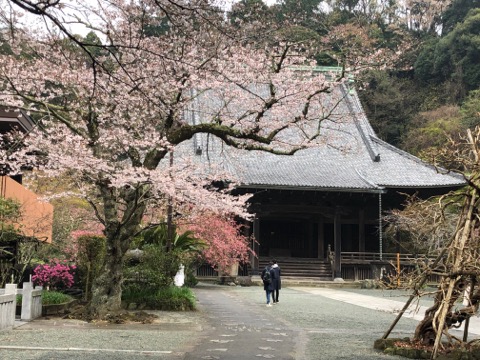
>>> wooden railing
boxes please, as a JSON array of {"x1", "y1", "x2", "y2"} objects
[
  {"x1": 196, "y1": 265, "x2": 218, "y2": 277},
  {"x1": 331, "y1": 252, "x2": 439, "y2": 281},
  {"x1": 341, "y1": 265, "x2": 373, "y2": 281},
  {"x1": 339, "y1": 252, "x2": 433, "y2": 263}
]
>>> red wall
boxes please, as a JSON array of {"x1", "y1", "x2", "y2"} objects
[{"x1": 0, "y1": 176, "x2": 53, "y2": 243}]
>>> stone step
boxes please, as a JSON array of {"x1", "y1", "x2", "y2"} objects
[
  {"x1": 250, "y1": 276, "x2": 361, "y2": 288},
  {"x1": 282, "y1": 270, "x2": 331, "y2": 276},
  {"x1": 276, "y1": 265, "x2": 332, "y2": 270},
  {"x1": 258, "y1": 258, "x2": 333, "y2": 279}
]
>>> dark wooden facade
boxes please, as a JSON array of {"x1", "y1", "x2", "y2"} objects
[{"x1": 246, "y1": 187, "x2": 459, "y2": 280}]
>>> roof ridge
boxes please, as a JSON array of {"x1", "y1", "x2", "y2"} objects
[
  {"x1": 340, "y1": 85, "x2": 380, "y2": 162},
  {"x1": 354, "y1": 168, "x2": 383, "y2": 190},
  {"x1": 370, "y1": 136, "x2": 465, "y2": 181}
]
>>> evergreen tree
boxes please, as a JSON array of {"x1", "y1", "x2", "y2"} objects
[{"x1": 442, "y1": 0, "x2": 480, "y2": 35}]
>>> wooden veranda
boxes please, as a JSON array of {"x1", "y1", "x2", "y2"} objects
[{"x1": 196, "y1": 251, "x2": 438, "y2": 283}]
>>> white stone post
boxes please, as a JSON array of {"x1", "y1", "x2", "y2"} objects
[
  {"x1": 5, "y1": 283, "x2": 17, "y2": 328},
  {"x1": 21, "y1": 282, "x2": 33, "y2": 321},
  {"x1": 4, "y1": 283, "x2": 17, "y2": 295}
]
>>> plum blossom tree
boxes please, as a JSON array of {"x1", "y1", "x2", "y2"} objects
[
  {"x1": 0, "y1": 0, "x2": 402, "y2": 318},
  {"x1": 180, "y1": 213, "x2": 252, "y2": 274}
]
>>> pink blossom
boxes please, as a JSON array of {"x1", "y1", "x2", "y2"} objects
[
  {"x1": 32, "y1": 261, "x2": 76, "y2": 289},
  {"x1": 180, "y1": 213, "x2": 255, "y2": 274}
]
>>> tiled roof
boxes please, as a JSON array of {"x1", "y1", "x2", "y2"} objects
[
  {"x1": 0, "y1": 107, "x2": 34, "y2": 133},
  {"x1": 181, "y1": 83, "x2": 465, "y2": 192}
]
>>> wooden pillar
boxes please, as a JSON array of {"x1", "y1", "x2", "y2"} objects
[
  {"x1": 252, "y1": 216, "x2": 260, "y2": 273},
  {"x1": 379, "y1": 193, "x2": 383, "y2": 260},
  {"x1": 317, "y1": 216, "x2": 325, "y2": 259},
  {"x1": 334, "y1": 207, "x2": 343, "y2": 281},
  {"x1": 359, "y1": 209, "x2": 365, "y2": 253},
  {"x1": 307, "y1": 219, "x2": 314, "y2": 257}
]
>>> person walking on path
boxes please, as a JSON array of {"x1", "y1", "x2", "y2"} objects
[
  {"x1": 261, "y1": 261, "x2": 275, "y2": 306},
  {"x1": 272, "y1": 259, "x2": 281, "y2": 304}
]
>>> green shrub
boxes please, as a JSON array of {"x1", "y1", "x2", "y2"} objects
[
  {"x1": 124, "y1": 246, "x2": 181, "y2": 288},
  {"x1": 122, "y1": 285, "x2": 196, "y2": 311},
  {"x1": 16, "y1": 290, "x2": 73, "y2": 305},
  {"x1": 76, "y1": 234, "x2": 106, "y2": 301},
  {"x1": 184, "y1": 266, "x2": 199, "y2": 287},
  {"x1": 42, "y1": 290, "x2": 74, "y2": 305}
]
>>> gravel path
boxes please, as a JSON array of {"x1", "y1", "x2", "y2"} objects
[
  {"x1": 0, "y1": 310, "x2": 205, "y2": 360},
  {"x1": 0, "y1": 283, "x2": 452, "y2": 359},
  {"x1": 219, "y1": 286, "x2": 417, "y2": 360}
]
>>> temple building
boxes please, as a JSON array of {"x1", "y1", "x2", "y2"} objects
[{"x1": 179, "y1": 71, "x2": 465, "y2": 281}]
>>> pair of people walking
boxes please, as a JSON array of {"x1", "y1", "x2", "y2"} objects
[{"x1": 261, "y1": 259, "x2": 281, "y2": 307}]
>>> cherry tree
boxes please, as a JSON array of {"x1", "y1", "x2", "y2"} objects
[{"x1": 0, "y1": 0, "x2": 400, "y2": 318}]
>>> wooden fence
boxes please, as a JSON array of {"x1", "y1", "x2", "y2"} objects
[
  {"x1": 340, "y1": 252, "x2": 431, "y2": 263},
  {"x1": 334, "y1": 252, "x2": 441, "y2": 281},
  {"x1": 196, "y1": 263, "x2": 250, "y2": 278}
]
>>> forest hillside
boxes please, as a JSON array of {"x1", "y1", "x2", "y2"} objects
[{"x1": 229, "y1": 0, "x2": 480, "y2": 163}]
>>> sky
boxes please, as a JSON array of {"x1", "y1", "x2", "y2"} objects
[{"x1": 2, "y1": 0, "x2": 282, "y2": 37}]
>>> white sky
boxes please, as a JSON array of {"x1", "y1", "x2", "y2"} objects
[{"x1": 2, "y1": 0, "x2": 282, "y2": 37}]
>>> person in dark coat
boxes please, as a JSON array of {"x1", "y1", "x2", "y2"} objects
[
  {"x1": 261, "y1": 261, "x2": 275, "y2": 307},
  {"x1": 271, "y1": 259, "x2": 281, "y2": 304}
]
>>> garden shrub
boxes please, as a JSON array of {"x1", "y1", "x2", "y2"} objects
[
  {"x1": 132, "y1": 224, "x2": 203, "y2": 288},
  {"x1": 32, "y1": 260, "x2": 76, "y2": 290},
  {"x1": 184, "y1": 265, "x2": 199, "y2": 287},
  {"x1": 150, "y1": 286, "x2": 196, "y2": 310},
  {"x1": 122, "y1": 285, "x2": 196, "y2": 311},
  {"x1": 16, "y1": 290, "x2": 74, "y2": 305},
  {"x1": 75, "y1": 234, "x2": 106, "y2": 301},
  {"x1": 42, "y1": 290, "x2": 74, "y2": 305},
  {"x1": 124, "y1": 245, "x2": 181, "y2": 288}
]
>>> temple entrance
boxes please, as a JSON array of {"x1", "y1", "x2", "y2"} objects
[
  {"x1": 259, "y1": 219, "x2": 318, "y2": 258},
  {"x1": 259, "y1": 219, "x2": 380, "y2": 260}
]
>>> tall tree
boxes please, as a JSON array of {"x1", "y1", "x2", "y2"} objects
[
  {"x1": 441, "y1": 0, "x2": 480, "y2": 35},
  {"x1": 359, "y1": 70, "x2": 421, "y2": 147},
  {"x1": 461, "y1": 90, "x2": 480, "y2": 130},
  {"x1": 274, "y1": 0, "x2": 326, "y2": 29},
  {"x1": 0, "y1": 0, "x2": 401, "y2": 318},
  {"x1": 415, "y1": 9, "x2": 480, "y2": 100},
  {"x1": 229, "y1": 0, "x2": 272, "y2": 25}
]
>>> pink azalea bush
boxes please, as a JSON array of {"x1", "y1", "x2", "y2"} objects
[
  {"x1": 32, "y1": 260, "x2": 76, "y2": 289},
  {"x1": 182, "y1": 213, "x2": 255, "y2": 274}
]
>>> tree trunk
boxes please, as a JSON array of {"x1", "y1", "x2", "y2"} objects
[
  {"x1": 87, "y1": 231, "x2": 129, "y2": 318},
  {"x1": 86, "y1": 183, "x2": 148, "y2": 319}
]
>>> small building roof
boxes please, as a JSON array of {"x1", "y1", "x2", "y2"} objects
[{"x1": 0, "y1": 107, "x2": 34, "y2": 134}]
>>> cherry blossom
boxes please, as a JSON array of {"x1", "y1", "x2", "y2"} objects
[{"x1": 0, "y1": 0, "x2": 402, "y2": 317}]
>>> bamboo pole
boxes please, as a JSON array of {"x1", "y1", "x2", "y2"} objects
[
  {"x1": 382, "y1": 246, "x2": 449, "y2": 339},
  {"x1": 431, "y1": 189, "x2": 477, "y2": 359},
  {"x1": 397, "y1": 253, "x2": 400, "y2": 287}
]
